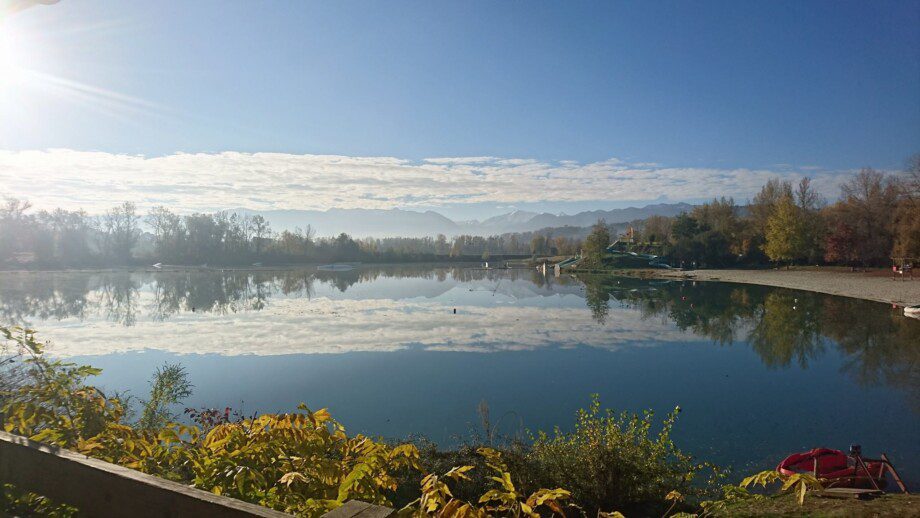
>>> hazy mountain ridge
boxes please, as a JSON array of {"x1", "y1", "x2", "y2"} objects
[
  {"x1": 233, "y1": 203, "x2": 694, "y2": 238},
  {"x1": 490, "y1": 203, "x2": 694, "y2": 233},
  {"x1": 233, "y1": 208, "x2": 460, "y2": 238}
]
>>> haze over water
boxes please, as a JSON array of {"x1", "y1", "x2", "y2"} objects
[{"x1": 2, "y1": 266, "x2": 917, "y2": 487}]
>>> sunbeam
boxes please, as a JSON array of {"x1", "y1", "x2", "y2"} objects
[
  {"x1": 24, "y1": 69, "x2": 170, "y2": 120},
  {"x1": 1, "y1": 1, "x2": 169, "y2": 124}
]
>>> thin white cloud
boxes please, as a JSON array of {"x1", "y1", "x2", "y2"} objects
[{"x1": 0, "y1": 149, "x2": 850, "y2": 213}]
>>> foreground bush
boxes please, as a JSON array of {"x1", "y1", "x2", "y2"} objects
[
  {"x1": 524, "y1": 397, "x2": 715, "y2": 516},
  {"x1": 1, "y1": 343, "x2": 417, "y2": 514},
  {"x1": 2, "y1": 325, "x2": 714, "y2": 516},
  {"x1": 1, "y1": 484, "x2": 78, "y2": 518}
]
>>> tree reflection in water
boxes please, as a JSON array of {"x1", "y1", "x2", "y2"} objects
[
  {"x1": 0, "y1": 266, "x2": 543, "y2": 326},
  {"x1": 584, "y1": 275, "x2": 919, "y2": 411},
  {"x1": 0, "y1": 268, "x2": 916, "y2": 410}
]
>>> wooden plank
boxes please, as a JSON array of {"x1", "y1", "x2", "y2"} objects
[
  {"x1": 0, "y1": 430, "x2": 291, "y2": 517},
  {"x1": 881, "y1": 453, "x2": 910, "y2": 494},
  {"x1": 321, "y1": 500, "x2": 396, "y2": 518},
  {"x1": 816, "y1": 488, "x2": 884, "y2": 500}
]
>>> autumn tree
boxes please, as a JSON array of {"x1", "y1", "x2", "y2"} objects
[
  {"x1": 554, "y1": 236, "x2": 576, "y2": 256},
  {"x1": 891, "y1": 155, "x2": 920, "y2": 262},
  {"x1": 764, "y1": 194, "x2": 807, "y2": 266},
  {"x1": 692, "y1": 197, "x2": 739, "y2": 236},
  {"x1": 750, "y1": 179, "x2": 793, "y2": 236},
  {"x1": 794, "y1": 178, "x2": 826, "y2": 264},
  {"x1": 824, "y1": 218, "x2": 858, "y2": 265},
  {"x1": 904, "y1": 154, "x2": 920, "y2": 201},
  {"x1": 890, "y1": 209, "x2": 920, "y2": 263},
  {"x1": 643, "y1": 215, "x2": 672, "y2": 244},
  {"x1": 834, "y1": 168, "x2": 900, "y2": 265}
]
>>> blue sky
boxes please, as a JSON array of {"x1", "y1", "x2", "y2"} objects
[{"x1": 0, "y1": 0, "x2": 918, "y2": 218}]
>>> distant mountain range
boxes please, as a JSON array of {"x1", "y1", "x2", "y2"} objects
[{"x1": 233, "y1": 202, "x2": 693, "y2": 238}]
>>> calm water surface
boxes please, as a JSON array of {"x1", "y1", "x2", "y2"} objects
[{"x1": 2, "y1": 266, "x2": 918, "y2": 486}]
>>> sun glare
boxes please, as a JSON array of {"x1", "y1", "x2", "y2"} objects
[
  {"x1": 0, "y1": 22, "x2": 28, "y2": 91},
  {"x1": 0, "y1": 15, "x2": 168, "y2": 122}
]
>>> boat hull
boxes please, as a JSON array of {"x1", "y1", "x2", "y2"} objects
[{"x1": 777, "y1": 448, "x2": 887, "y2": 489}]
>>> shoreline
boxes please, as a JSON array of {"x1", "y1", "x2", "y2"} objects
[
  {"x1": 0, "y1": 260, "x2": 496, "y2": 276},
  {"x1": 4, "y1": 263, "x2": 920, "y2": 307},
  {"x1": 648, "y1": 267, "x2": 920, "y2": 306}
]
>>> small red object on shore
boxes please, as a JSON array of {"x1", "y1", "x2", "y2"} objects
[{"x1": 777, "y1": 447, "x2": 909, "y2": 493}]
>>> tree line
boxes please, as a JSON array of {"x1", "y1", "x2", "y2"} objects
[
  {"x1": 0, "y1": 202, "x2": 565, "y2": 268},
  {"x1": 2, "y1": 156, "x2": 916, "y2": 269},
  {"x1": 615, "y1": 159, "x2": 919, "y2": 268}
]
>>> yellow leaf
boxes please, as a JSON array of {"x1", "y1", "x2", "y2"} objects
[
  {"x1": 521, "y1": 502, "x2": 540, "y2": 517},
  {"x1": 446, "y1": 465, "x2": 475, "y2": 481},
  {"x1": 313, "y1": 407, "x2": 331, "y2": 419},
  {"x1": 279, "y1": 472, "x2": 308, "y2": 486}
]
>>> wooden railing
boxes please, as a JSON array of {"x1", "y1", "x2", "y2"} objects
[{"x1": 0, "y1": 430, "x2": 395, "y2": 517}]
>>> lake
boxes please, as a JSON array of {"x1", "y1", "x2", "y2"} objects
[{"x1": 1, "y1": 266, "x2": 918, "y2": 487}]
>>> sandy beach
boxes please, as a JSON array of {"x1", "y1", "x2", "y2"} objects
[{"x1": 656, "y1": 268, "x2": 920, "y2": 306}]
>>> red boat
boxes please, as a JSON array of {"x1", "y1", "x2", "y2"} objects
[{"x1": 777, "y1": 448, "x2": 890, "y2": 489}]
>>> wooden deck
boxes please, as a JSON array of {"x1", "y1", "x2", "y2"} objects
[{"x1": 0, "y1": 430, "x2": 394, "y2": 517}]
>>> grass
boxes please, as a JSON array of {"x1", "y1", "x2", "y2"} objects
[{"x1": 721, "y1": 492, "x2": 919, "y2": 517}]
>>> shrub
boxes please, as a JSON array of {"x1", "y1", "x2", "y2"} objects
[
  {"x1": 523, "y1": 395, "x2": 717, "y2": 516},
  {"x1": 0, "y1": 327, "x2": 421, "y2": 517},
  {"x1": 2, "y1": 326, "x2": 718, "y2": 517}
]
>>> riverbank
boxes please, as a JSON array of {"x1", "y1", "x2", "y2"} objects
[
  {"x1": 722, "y1": 492, "x2": 919, "y2": 517},
  {"x1": 650, "y1": 267, "x2": 920, "y2": 306}
]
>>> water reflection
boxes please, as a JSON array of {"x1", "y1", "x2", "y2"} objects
[
  {"x1": 0, "y1": 266, "x2": 576, "y2": 327},
  {"x1": 1, "y1": 268, "x2": 917, "y2": 409},
  {"x1": 587, "y1": 276, "x2": 920, "y2": 410}
]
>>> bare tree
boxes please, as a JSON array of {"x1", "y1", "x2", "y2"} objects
[
  {"x1": 836, "y1": 169, "x2": 900, "y2": 265},
  {"x1": 248, "y1": 215, "x2": 271, "y2": 256},
  {"x1": 102, "y1": 202, "x2": 140, "y2": 265}
]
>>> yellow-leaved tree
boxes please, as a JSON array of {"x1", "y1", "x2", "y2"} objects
[{"x1": 763, "y1": 195, "x2": 807, "y2": 266}]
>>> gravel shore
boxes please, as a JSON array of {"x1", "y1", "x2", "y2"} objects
[{"x1": 657, "y1": 268, "x2": 920, "y2": 306}]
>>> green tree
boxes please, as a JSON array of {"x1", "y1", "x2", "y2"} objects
[
  {"x1": 138, "y1": 363, "x2": 193, "y2": 431},
  {"x1": 670, "y1": 214, "x2": 701, "y2": 241},
  {"x1": 584, "y1": 220, "x2": 610, "y2": 266}
]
